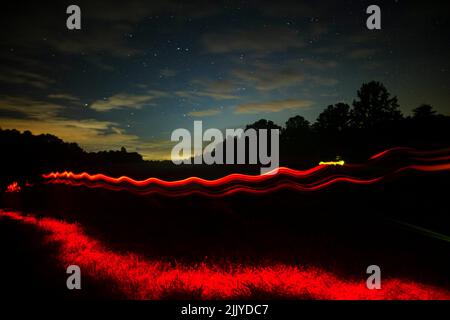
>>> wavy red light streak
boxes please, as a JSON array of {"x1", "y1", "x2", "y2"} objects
[
  {"x1": 1, "y1": 209, "x2": 449, "y2": 300},
  {"x1": 41, "y1": 148, "x2": 450, "y2": 197},
  {"x1": 43, "y1": 165, "x2": 328, "y2": 188},
  {"x1": 45, "y1": 176, "x2": 385, "y2": 197},
  {"x1": 42, "y1": 147, "x2": 450, "y2": 192}
]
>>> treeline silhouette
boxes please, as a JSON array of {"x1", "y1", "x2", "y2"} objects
[
  {"x1": 277, "y1": 81, "x2": 450, "y2": 165},
  {"x1": 1, "y1": 81, "x2": 449, "y2": 190},
  {"x1": 212, "y1": 81, "x2": 450, "y2": 166}
]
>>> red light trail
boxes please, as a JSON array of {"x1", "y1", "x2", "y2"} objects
[
  {"x1": 41, "y1": 147, "x2": 450, "y2": 197},
  {"x1": 45, "y1": 176, "x2": 385, "y2": 197},
  {"x1": 43, "y1": 165, "x2": 328, "y2": 188},
  {"x1": 369, "y1": 146, "x2": 450, "y2": 160},
  {"x1": 1, "y1": 209, "x2": 449, "y2": 300}
]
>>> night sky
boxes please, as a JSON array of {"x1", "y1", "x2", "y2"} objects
[{"x1": 1, "y1": 1, "x2": 449, "y2": 159}]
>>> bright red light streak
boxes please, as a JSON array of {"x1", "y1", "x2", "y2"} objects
[
  {"x1": 45, "y1": 176, "x2": 384, "y2": 197},
  {"x1": 369, "y1": 146, "x2": 450, "y2": 160},
  {"x1": 43, "y1": 165, "x2": 328, "y2": 188},
  {"x1": 42, "y1": 147, "x2": 450, "y2": 196},
  {"x1": 42, "y1": 162, "x2": 450, "y2": 197}
]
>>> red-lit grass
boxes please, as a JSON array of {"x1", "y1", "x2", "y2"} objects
[{"x1": 1, "y1": 210, "x2": 449, "y2": 300}]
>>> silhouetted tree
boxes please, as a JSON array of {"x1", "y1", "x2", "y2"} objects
[
  {"x1": 285, "y1": 115, "x2": 310, "y2": 131},
  {"x1": 413, "y1": 104, "x2": 436, "y2": 119},
  {"x1": 314, "y1": 103, "x2": 350, "y2": 133},
  {"x1": 282, "y1": 115, "x2": 310, "y2": 140},
  {"x1": 351, "y1": 81, "x2": 402, "y2": 129},
  {"x1": 245, "y1": 119, "x2": 281, "y2": 131}
]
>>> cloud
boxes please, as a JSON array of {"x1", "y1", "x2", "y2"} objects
[
  {"x1": 0, "y1": 96, "x2": 62, "y2": 119},
  {"x1": 231, "y1": 57, "x2": 338, "y2": 92},
  {"x1": 84, "y1": 56, "x2": 116, "y2": 71},
  {"x1": 48, "y1": 24, "x2": 141, "y2": 57},
  {"x1": 348, "y1": 48, "x2": 377, "y2": 60},
  {"x1": 187, "y1": 108, "x2": 222, "y2": 117},
  {"x1": 0, "y1": 96, "x2": 126, "y2": 152},
  {"x1": 232, "y1": 66, "x2": 305, "y2": 91},
  {"x1": 0, "y1": 68, "x2": 55, "y2": 89},
  {"x1": 48, "y1": 93, "x2": 80, "y2": 102},
  {"x1": 235, "y1": 99, "x2": 313, "y2": 114},
  {"x1": 90, "y1": 91, "x2": 166, "y2": 112},
  {"x1": 298, "y1": 58, "x2": 338, "y2": 70},
  {"x1": 202, "y1": 27, "x2": 304, "y2": 54},
  {"x1": 309, "y1": 76, "x2": 339, "y2": 86},
  {"x1": 176, "y1": 79, "x2": 239, "y2": 100},
  {"x1": 0, "y1": 117, "x2": 120, "y2": 142},
  {"x1": 194, "y1": 91, "x2": 237, "y2": 100},
  {"x1": 2, "y1": 1, "x2": 225, "y2": 61},
  {"x1": 3, "y1": 5, "x2": 141, "y2": 58},
  {"x1": 192, "y1": 79, "x2": 237, "y2": 92},
  {"x1": 176, "y1": 91, "x2": 238, "y2": 100},
  {"x1": 160, "y1": 68, "x2": 177, "y2": 77}
]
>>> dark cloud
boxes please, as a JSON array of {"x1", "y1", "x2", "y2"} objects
[
  {"x1": 202, "y1": 26, "x2": 304, "y2": 54},
  {"x1": 235, "y1": 99, "x2": 313, "y2": 114}
]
